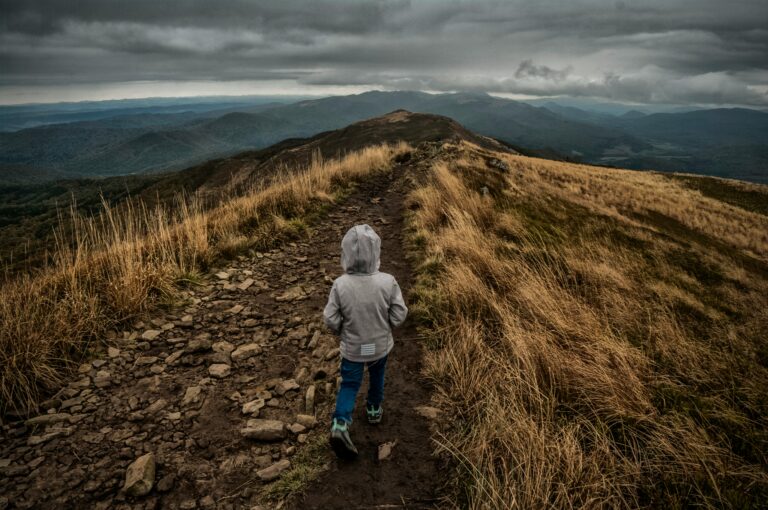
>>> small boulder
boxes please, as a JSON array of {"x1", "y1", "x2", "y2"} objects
[
  {"x1": 242, "y1": 398, "x2": 265, "y2": 416},
  {"x1": 208, "y1": 364, "x2": 231, "y2": 379},
  {"x1": 287, "y1": 423, "x2": 306, "y2": 434},
  {"x1": 256, "y1": 459, "x2": 290, "y2": 481},
  {"x1": 141, "y1": 330, "x2": 162, "y2": 341},
  {"x1": 186, "y1": 333, "x2": 212, "y2": 353},
  {"x1": 275, "y1": 379, "x2": 299, "y2": 396},
  {"x1": 182, "y1": 386, "x2": 202, "y2": 406},
  {"x1": 231, "y1": 343, "x2": 262, "y2": 362},
  {"x1": 240, "y1": 419, "x2": 286, "y2": 441},
  {"x1": 212, "y1": 341, "x2": 235, "y2": 354},
  {"x1": 124, "y1": 452, "x2": 155, "y2": 497},
  {"x1": 295, "y1": 414, "x2": 317, "y2": 429},
  {"x1": 378, "y1": 440, "x2": 397, "y2": 461},
  {"x1": 305, "y1": 385, "x2": 316, "y2": 414}
]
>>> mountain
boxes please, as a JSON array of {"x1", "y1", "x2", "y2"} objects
[
  {"x1": 0, "y1": 110, "x2": 497, "y2": 269},
  {"x1": 2, "y1": 91, "x2": 767, "y2": 185},
  {"x1": 0, "y1": 96, "x2": 301, "y2": 132},
  {"x1": 0, "y1": 91, "x2": 642, "y2": 182}
]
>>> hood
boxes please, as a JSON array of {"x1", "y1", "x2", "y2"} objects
[{"x1": 341, "y1": 224, "x2": 381, "y2": 274}]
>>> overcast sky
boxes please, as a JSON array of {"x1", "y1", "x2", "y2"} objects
[{"x1": 1, "y1": 0, "x2": 767, "y2": 106}]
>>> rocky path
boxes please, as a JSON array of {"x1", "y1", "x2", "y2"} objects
[{"x1": 0, "y1": 163, "x2": 441, "y2": 509}]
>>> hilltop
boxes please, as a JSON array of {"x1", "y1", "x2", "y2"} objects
[{"x1": 1, "y1": 111, "x2": 767, "y2": 508}]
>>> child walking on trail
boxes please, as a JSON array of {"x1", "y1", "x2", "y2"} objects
[{"x1": 323, "y1": 224, "x2": 408, "y2": 459}]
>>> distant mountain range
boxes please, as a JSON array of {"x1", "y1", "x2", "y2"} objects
[{"x1": 1, "y1": 91, "x2": 767, "y2": 184}]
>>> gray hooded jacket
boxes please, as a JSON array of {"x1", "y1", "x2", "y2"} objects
[{"x1": 323, "y1": 224, "x2": 408, "y2": 362}]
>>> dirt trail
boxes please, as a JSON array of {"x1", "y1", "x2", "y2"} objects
[
  {"x1": 290, "y1": 170, "x2": 441, "y2": 510},
  {"x1": 0, "y1": 162, "x2": 441, "y2": 509}
]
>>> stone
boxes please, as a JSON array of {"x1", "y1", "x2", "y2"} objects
[
  {"x1": 25, "y1": 413, "x2": 71, "y2": 427},
  {"x1": 166, "y1": 411, "x2": 182, "y2": 421},
  {"x1": 231, "y1": 343, "x2": 261, "y2": 362},
  {"x1": 295, "y1": 414, "x2": 317, "y2": 429},
  {"x1": 275, "y1": 285, "x2": 307, "y2": 302},
  {"x1": 294, "y1": 367, "x2": 308, "y2": 383},
  {"x1": 414, "y1": 406, "x2": 440, "y2": 420},
  {"x1": 377, "y1": 440, "x2": 397, "y2": 461},
  {"x1": 275, "y1": 379, "x2": 299, "y2": 396},
  {"x1": 305, "y1": 385, "x2": 316, "y2": 414},
  {"x1": 227, "y1": 304, "x2": 244, "y2": 315},
  {"x1": 186, "y1": 333, "x2": 212, "y2": 353},
  {"x1": 182, "y1": 386, "x2": 203, "y2": 407},
  {"x1": 93, "y1": 370, "x2": 112, "y2": 388},
  {"x1": 27, "y1": 456, "x2": 45, "y2": 469},
  {"x1": 215, "y1": 271, "x2": 230, "y2": 280},
  {"x1": 124, "y1": 453, "x2": 155, "y2": 497},
  {"x1": 200, "y1": 495, "x2": 216, "y2": 508},
  {"x1": 136, "y1": 356, "x2": 158, "y2": 366},
  {"x1": 324, "y1": 348, "x2": 340, "y2": 360},
  {"x1": 78, "y1": 362, "x2": 92, "y2": 374},
  {"x1": 141, "y1": 330, "x2": 162, "y2": 341},
  {"x1": 210, "y1": 350, "x2": 231, "y2": 365},
  {"x1": 212, "y1": 341, "x2": 235, "y2": 354},
  {"x1": 166, "y1": 350, "x2": 184, "y2": 365},
  {"x1": 145, "y1": 398, "x2": 168, "y2": 415},
  {"x1": 287, "y1": 423, "x2": 306, "y2": 434},
  {"x1": 307, "y1": 329, "x2": 321, "y2": 349},
  {"x1": 256, "y1": 459, "x2": 290, "y2": 481},
  {"x1": 240, "y1": 419, "x2": 286, "y2": 441},
  {"x1": 237, "y1": 278, "x2": 254, "y2": 291},
  {"x1": 242, "y1": 399, "x2": 265, "y2": 416},
  {"x1": 92, "y1": 359, "x2": 107, "y2": 368},
  {"x1": 208, "y1": 364, "x2": 231, "y2": 378}
]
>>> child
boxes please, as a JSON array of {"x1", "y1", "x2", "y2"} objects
[{"x1": 323, "y1": 224, "x2": 408, "y2": 459}]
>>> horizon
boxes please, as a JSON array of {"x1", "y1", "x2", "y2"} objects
[
  {"x1": 2, "y1": 89, "x2": 767, "y2": 113},
  {"x1": 1, "y1": 0, "x2": 766, "y2": 108}
]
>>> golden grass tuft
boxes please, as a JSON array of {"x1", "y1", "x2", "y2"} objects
[
  {"x1": 0, "y1": 143, "x2": 408, "y2": 414},
  {"x1": 407, "y1": 142, "x2": 768, "y2": 508}
]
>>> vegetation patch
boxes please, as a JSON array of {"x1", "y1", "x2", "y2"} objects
[
  {"x1": 0, "y1": 143, "x2": 409, "y2": 414},
  {"x1": 406, "y1": 141, "x2": 768, "y2": 508}
]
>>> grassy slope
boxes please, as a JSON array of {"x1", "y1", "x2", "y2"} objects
[
  {"x1": 406, "y1": 142, "x2": 768, "y2": 508},
  {"x1": 0, "y1": 144, "x2": 407, "y2": 414}
]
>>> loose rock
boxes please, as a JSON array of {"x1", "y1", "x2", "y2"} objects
[
  {"x1": 231, "y1": 343, "x2": 262, "y2": 362},
  {"x1": 242, "y1": 399, "x2": 265, "y2": 416},
  {"x1": 256, "y1": 459, "x2": 290, "y2": 481},
  {"x1": 378, "y1": 440, "x2": 398, "y2": 461},
  {"x1": 124, "y1": 452, "x2": 155, "y2": 497},
  {"x1": 208, "y1": 364, "x2": 231, "y2": 378},
  {"x1": 240, "y1": 419, "x2": 286, "y2": 441},
  {"x1": 141, "y1": 330, "x2": 162, "y2": 341}
]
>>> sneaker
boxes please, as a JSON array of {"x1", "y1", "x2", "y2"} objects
[
  {"x1": 366, "y1": 404, "x2": 383, "y2": 424},
  {"x1": 329, "y1": 418, "x2": 358, "y2": 459}
]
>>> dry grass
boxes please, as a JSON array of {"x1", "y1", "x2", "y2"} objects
[
  {"x1": 0, "y1": 143, "x2": 408, "y2": 414},
  {"x1": 407, "y1": 142, "x2": 768, "y2": 508}
]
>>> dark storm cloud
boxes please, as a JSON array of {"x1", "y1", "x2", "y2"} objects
[{"x1": 1, "y1": 0, "x2": 767, "y2": 105}]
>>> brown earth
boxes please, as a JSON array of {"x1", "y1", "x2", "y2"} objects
[{"x1": 0, "y1": 153, "x2": 444, "y2": 509}]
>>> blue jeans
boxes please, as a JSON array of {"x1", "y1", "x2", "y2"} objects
[{"x1": 333, "y1": 355, "x2": 388, "y2": 424}]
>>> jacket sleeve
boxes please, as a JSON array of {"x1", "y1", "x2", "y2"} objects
[
  {"x1": 388, "y1": 278, "x2": 408, "y2": 328},
  {"x1": 323, "y1": 281, "x2": 343, "y2": 334}
]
